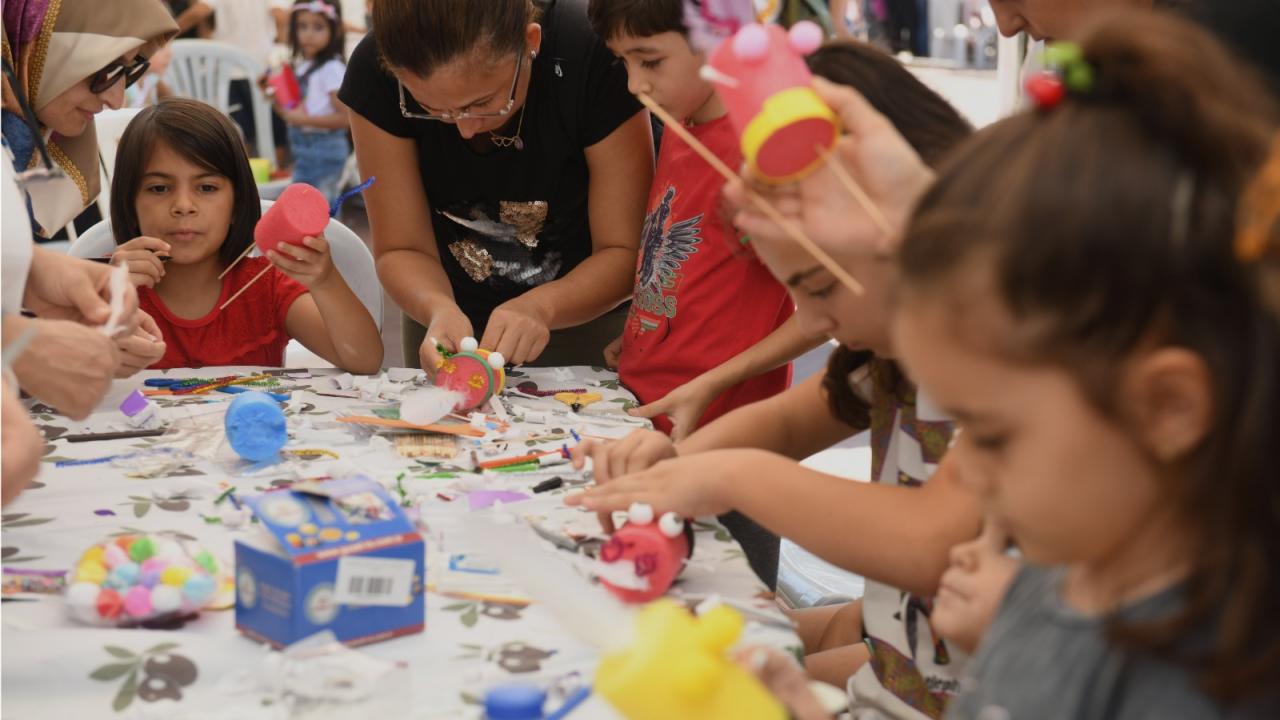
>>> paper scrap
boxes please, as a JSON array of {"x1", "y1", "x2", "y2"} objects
[{"x1": 467, "y1": 490, "x2": 531, "y2": 511}]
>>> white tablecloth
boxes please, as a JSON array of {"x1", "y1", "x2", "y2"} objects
[{"x1": 2, "y1": 366, "x2": 798, "y2": 719}]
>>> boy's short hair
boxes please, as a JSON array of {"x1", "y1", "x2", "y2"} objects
[
  {"x1": 587, "y1": 0, "x2": 686, "y2": 42},
  {"x1": 110, "y1": 98, "x2": 261, "y2": 269}
]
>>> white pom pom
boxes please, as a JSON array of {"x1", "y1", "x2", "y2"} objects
[
  {"x1": 151, "y1": 584, "x2": 183, "y2": 614},
  {"x1": 459, "y1": 337, "x2": 479, "y2": 352},
  {"x1": 487, "y1": 352, "x2": 505, "y2": 369},
  {"x1": 400, "y1": 386, "x2": 465, "y2": 425},
  {"x1": 66, "y1": 582, "x2": 101, "y2": 623},
  {"x1": 627, "y1": 502, "x2": 654, "y2": 526},
  {"x1": 658, "y1": 512, "x2": 684, "y2": 538}
]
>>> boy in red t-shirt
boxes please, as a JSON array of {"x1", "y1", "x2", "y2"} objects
[{"x1": 588, "y1": 0, "x2": 824, "y2": 440}]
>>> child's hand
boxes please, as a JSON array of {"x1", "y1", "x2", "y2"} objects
[
  {"x1": 566, "y1": 448, "x2": 752, "y2": 521},
  {"x1": 278, "y1": 106, "x2": 307, "y2": 127},
  {"x1": 932, "y1": 514, "x2": 1021, "y2": 655},
  {"x1": 602, "y1": 334, "x2": 622, "y2": 369},
  {"x1": 735, "y1": 647, "x2": 838, "y2": 720},
  {"x1": 266, "y1": 235, "x2": 335, "y2": 289},
  {"x1": 630, "y1": 376, "x2": 721, "y2": 442},
  {"x1": 111, "y1": 236, "x2": 170, "y2": 288},
  {"x1": 570, "y1": 429, "x2": 679, "y2": 531}
]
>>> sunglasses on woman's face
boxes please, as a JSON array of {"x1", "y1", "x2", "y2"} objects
[{"x1": 88, "y1": 56, "x2": 150, "y2": 94}]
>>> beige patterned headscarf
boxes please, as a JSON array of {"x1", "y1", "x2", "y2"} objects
[{"x1": 2, "y1": 0, "x2": 176, "y2": 236}]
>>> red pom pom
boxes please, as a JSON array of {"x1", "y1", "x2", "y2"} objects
[{"x1": 1025, "y1": 72, "x2": 1065, "y2": 110}]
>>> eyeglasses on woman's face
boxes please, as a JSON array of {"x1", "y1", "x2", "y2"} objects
[
  {"x1": 398, "y1": 51, "x2": 525, "y2": 123},
  {"x1": 89, "y1": 56, "x2": 151, "y2": 95}
]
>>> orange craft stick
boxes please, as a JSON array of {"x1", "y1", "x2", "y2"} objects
[{"x1": 335, "y1": 415, "x2": 486, "y2": 438}]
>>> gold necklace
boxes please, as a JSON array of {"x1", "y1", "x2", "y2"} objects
[{"x1": 489, "y1": 104, "x2": 526, "y2": 150}]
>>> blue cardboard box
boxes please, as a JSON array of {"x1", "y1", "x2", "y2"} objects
[{"x1": 234, "y1": 477, "x2": 425, "y2": 647}]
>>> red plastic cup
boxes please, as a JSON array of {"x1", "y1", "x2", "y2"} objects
[
  {"x1": 708, "y1": 23, "x2": 839, "y2": 183},
  {"x1": 267, "y1": 65, "x2": 302, "y2": 110},
  {"x1": 254, "y1": 183, "x2": 330, "y2": 255}
]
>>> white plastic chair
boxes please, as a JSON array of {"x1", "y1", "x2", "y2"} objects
[
  {"x1": 66, "y1": 199, "x2": 382, "y2": 332},
  {"x1": 163, "y1": 40, "x2": 276, "y2": 169},
  {"x1": 93, "y1": 107, "x2": 146, "y2": 219}
]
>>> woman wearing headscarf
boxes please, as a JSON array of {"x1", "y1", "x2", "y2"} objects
[
  {"x1": 2, "y1": 0, "x2": 176, "y2": 407},
  {"x1": 3, "y1": 0, "x2": 178, "y2": 235}
]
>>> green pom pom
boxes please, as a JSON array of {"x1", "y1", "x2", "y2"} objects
[
  {"x1": 1043, "y1": 42, "x2": 1082, "y2": 70},
  {"x1": 129, "y1": 536, "x2": 156, "y2": 563},
  {"x1": 1065, "y1": 63, "x2": 1095, "y2": 92},
  {"x1": 195, "y1": 551, "x2": 218, "y2": 575}
]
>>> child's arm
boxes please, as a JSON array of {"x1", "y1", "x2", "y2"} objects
[
  {"x1": 280, "y1": 93, "x2": 350, "y2": 131},
  {"x1": 571, "y1": 373, "x2": 859, "y2": 499},
  {"x1": 679, "y1": 372, "x2": 858, "y2": 459},
  {"x1": 271, "y1": 235, "x2": 383, "y2": 374},
  {"x1": 174, "y1": 2, "x2": 214, "y2": 35},
  {"x1": 631, "y1": 316, "x2": 826, "y2": 440},
  {"x1": 568, "y1": 449, "x2": 982, "y2": 597}
]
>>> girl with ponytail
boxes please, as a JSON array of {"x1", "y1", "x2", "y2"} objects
[{"x1": 889, "y1": 8, "x2": 1280, "y2": 717}]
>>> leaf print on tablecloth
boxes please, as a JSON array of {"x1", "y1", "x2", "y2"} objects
[
  {"x1": 2, "y1": 513, "x2": 54, "y2": 528},
  {"x1": 121, "y1": 493, "x2": 197, "y2": 518},
  {"x1": 35, "y1": 424, "x2": 67, "y2": 440},
  {"x1": 494, "y1": 642, "x2": 556, "y2": 674},
  {"x1": 444, "y1": 601, "x2": 524, "y2": 628},
  {"x1": 1, "y1": 546, "x2": 44, "y2": 563},
  {"x1": 91, "y1": 643, "x2": 197, "y2": 712}
]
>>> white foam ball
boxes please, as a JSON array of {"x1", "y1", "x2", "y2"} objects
[
  {"x1": 628, "y1": 502, "x2": 654, "y2": 526},
  {"x1": 659, "y1": 512, "x2": 685, "y2": 538},
  {"x1": 487, "y1": 352, "x2": 505, "y2": 369},
  {"x1": 459, "y1": 337, "x2": 479, "y2": 353}
]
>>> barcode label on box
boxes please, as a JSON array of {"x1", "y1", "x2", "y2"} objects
[{"x1": 333, "y1": 557, "x2": 414, "y2": 607}]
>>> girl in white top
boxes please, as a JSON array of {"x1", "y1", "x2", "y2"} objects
[{"x1": 274, "y1": 0, "x2": 350, "y2": 202}]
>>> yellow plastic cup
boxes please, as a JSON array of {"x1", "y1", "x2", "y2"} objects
[{"x1": 249, "y1": 157, "x2": 271, "y2": 184}]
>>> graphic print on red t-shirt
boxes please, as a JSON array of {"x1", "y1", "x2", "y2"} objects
[
  {"x1": 617, "y1": 116, "x2": 793, "y2": 435},
  {"x1": 631, "y1": 186, "x2": 702, "y2": 333}
]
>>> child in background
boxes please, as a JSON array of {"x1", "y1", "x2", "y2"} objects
[
  {"x1": 108, "y1": 98, "x2": 382, "y2": 373},
  {"x1": 587, "y1": 0, "x2": 821, "y2": 442},
  {"x1": 572, "y1": 40, "x2": 978, "y2": 713},
  {"x1": 275, "y1": 0, "x2": 350, "y2": 203},
  {"x1": 892, "y1": 11, "x2": 1280, "y2": 717}
]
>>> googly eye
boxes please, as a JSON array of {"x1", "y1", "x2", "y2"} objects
[
  {"x1": 487, "y1": 352, "x2": 505, "y2": 369},
  {"x1": 459, "y1": 337, "x2": 479, "y2": 352},
  {"x1": 627, "y1": 502, "x2": 654, "y2": 526},
  {"x1": 659, "y1": 512, "x2": 684, "y2": 538}
]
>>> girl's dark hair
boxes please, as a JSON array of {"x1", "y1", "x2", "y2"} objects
[
  {"x1": 372, "y1": 0, "x2": 537, "y2": 77},
  {"x1": 289, "y1": 0, "x2": 345, "y2": 67},
  {"x1": 587, "y1": 0, "x2": 685, "y2": 42},
  {"x1": 804, "y1": 41, "x2": 973, "y2": 428},
  {"x1": 110, "y1": 98, "x2": 261, "y2": 269},
  {"x1": 897, "y1": 9, "x2": 1280, "y2": 701}
]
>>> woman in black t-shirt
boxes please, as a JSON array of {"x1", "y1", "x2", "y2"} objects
[{"x1": 340, "y1": 0, "x2": 652, "y2": 370}]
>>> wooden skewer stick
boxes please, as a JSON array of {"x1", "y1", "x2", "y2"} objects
[
  {"x1": 817, "y1": 147, "x2": 894, "y2": 238},
  {"x1": 219, "y1": 264, "x2": 272, "y2": 311},
  {"x1": 635, "y1": 93, "x2": 864, "y2": 296},
  {"x1": 218, "y1": 242, "x2": 256, "y2": 279}
]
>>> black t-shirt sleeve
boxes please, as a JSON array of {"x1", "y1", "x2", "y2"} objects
[
  {"x1": 577, "y1": 21, "x2": 643, "y2": 147},
  {"x1": 338, "y1": 34, "x2": 415, "y2": 139}
]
